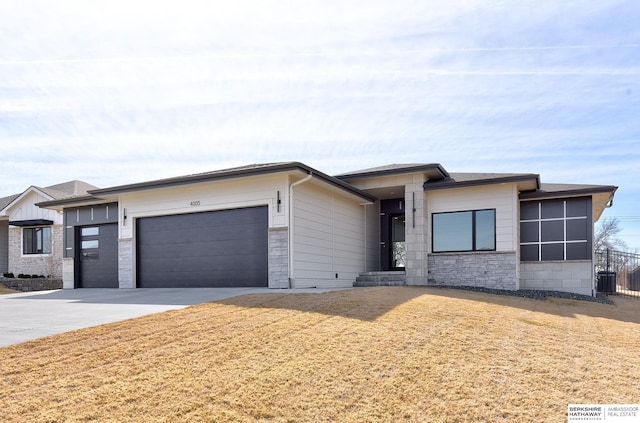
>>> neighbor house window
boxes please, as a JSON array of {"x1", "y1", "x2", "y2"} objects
[
  {"x1": 23, "y1": 227, "x2": 52, "y2": 255},
  {"x1": 520, "y1": 197, "x2": 592, "y2": 261},
  {"x1": 432, "y1": 209, "x2": 496, "y2": 252}
]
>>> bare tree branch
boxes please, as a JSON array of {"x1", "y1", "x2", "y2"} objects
[{"x1": 595, "y1": 217, "x2": 628, "y2": 252}]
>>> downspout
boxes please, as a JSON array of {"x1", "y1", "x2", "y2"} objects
[{"x1": 288, "y1": 172, "x2": 313, "y2": 288}]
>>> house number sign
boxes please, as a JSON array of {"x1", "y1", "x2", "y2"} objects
[{"x1": 190, "y1": 200, "x2": 201, "y2": 207}]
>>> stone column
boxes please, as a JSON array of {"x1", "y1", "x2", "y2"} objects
[
  {"x1": 268, "y1": 227, "x2": 289, "y2": 288},
  {"x1": 404, "y1": 177, "x2": 428, "y2": 285},
  {"x1": 118, "y1": 238, "x2": 134, "y2": 288},
  {"x1": 62, "y1": 258, "x2": 75, "y2": 289}
]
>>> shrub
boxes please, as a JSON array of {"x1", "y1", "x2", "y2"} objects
[{"x1": 2, "y1": 272, "x2": 14, "y2": 278}]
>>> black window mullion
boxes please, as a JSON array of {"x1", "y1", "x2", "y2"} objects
[{"x1": 471, "y1": 211, "x2": 477, "y2": 251}]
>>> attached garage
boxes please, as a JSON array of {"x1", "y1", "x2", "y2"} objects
[{"x1": 136, "y1": 206, "x2": 268, "y2": 288}]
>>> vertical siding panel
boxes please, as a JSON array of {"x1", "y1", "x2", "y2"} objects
[{"x1": 292, "y1": 183, "x2": 366, "y2": 288}]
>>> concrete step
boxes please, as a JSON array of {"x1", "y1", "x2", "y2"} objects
[
  {"x1": 353, "y1": 280, "x2": 406, "y2": 287},
  {"x1": 353, "y1": 271, "x2": 406, "y2": 287}
]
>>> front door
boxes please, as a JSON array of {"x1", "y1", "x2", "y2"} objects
[{"x1": 380, "y1": 199, "x2": 406, "y2": 271}]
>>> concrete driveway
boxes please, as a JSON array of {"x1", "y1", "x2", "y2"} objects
[{"x1": 0, "y1": 287, "x2": 345, "y2": 347}]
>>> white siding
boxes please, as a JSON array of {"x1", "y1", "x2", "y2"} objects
[
  {"x1": 119, "y1": 174, "x2": 288, "y2": 239},
  {"x1": 347, "y1": 174, "x2": 420, "y2": 191},
  {"x1": 8, "y1": 190, "x2": 63, "y2": 224},
  {"x1": 364, "y1": 202, "x2": 379, "y2": 271},
  {"x1": 118, "y1": 174, "x2": 289, "y2": 288},
  {"x1": 427, "y1": 184, "x2": 518, "y2": 253},
  {"x1": 291, "y1": 183, "x2": 366, "y2": 288}
]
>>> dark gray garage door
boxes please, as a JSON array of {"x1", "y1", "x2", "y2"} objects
[
  {"x1": 136, "y1": 206, "x2": 268, "y2": 288},
  {"x1": 79, "y1": 223, "x2": 119, "y2": 288}
]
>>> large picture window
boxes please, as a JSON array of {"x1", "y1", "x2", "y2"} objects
[
  {"x1": 433, "y1": 209, "x2": 496, "y2": 253},
  {"x1": 23, "y1": 227, "x2": 52, "y2": 255},
  {"x1": 520, "y1": 197, "x2": 592, "y2": 261}
]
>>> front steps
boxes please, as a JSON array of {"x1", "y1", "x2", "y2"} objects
[{"x1": 354, "y1": 271, "x2": 406, "y2": 287}]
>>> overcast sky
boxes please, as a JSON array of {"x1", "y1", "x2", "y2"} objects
[{"x1": 1, "y1": 0, "x2": 639, "y2": 249}]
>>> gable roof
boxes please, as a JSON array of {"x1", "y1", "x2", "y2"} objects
[
  {"x1": 0, "y1": 180, "x2": 99, "y2": 215},
  {"x1": 40, "y1": 180, "x2": 100, "y2": 199},
  {"x1": 0, "y1": 193, "x2": 20, "y2": 211}
]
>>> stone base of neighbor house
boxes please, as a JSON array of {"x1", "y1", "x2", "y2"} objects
[
  {"x1": 1, "y1": 276, "x2": 62, "y2": 292},
  {"x1": 7, "y1": 225, "x2": 64, "y2": 280},
  {"x1": 427, "y1": 251, "x2": 519, "y2": 290},
  {"x1": 520, "y1": 261, "x2": 594, "y2": 297}
]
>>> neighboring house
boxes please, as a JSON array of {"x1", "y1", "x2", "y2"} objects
[
  {"x1": 0, "y1": 181, "x2": 98, "y2": 278},
  {"x1": 37, "y1": 162, "x2": 616, "y2": 296}
]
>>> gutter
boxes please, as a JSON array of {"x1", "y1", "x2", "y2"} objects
[{"x1": 288, "y1": 171, "x2": 314, "y2": 289}]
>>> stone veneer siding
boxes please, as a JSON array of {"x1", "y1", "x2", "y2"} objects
[
  {"x1": 404, "y1": 181, "x2": 429, "y2": 285},
  {"x1": 428, "y1": 251, "x2": 518, "y2": 290},
  {"x1": 8, "y1": 225, "x2": 64, "y2": 279},
  {"x1": 118, "y1": 238, "x2": 133, "y2": 288},
  {"x1": 62, "y1": 257, "x2": 75, "y2": 289},
  {"x1": 268, "y1": 227, "x2": 289, "y2": 288},
  {"x1": 1, "y1": 277, "x2": 62, "y2": 292}
]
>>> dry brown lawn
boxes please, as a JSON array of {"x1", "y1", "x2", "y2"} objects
[
  {"x1": 1, "y1": 287, "x2": 639, "y2": 422},
  {"x1": 0, "y1": 283, "x2": 17, "y2": 295}
]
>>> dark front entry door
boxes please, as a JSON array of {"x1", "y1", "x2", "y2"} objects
[
  {"x1": 380, "y1": 199, "x2": 406, "y2": 271},
  {"x1": 78, "y1": 223, "x2": 119, "y2": 288}
]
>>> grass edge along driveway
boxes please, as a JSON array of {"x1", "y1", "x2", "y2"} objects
[
  {"x1": 0, "y1": 283, "x2": 17, "y2": 295},
  {"x1": 1, "y1": 286, "x2": 638, "y2": 422}
]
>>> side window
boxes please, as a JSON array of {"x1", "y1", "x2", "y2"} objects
[{"x1": 23, "y1": 227, "x2": 52, "y2": 255}]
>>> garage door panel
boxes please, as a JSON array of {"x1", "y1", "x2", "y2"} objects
[
  {"x1": 137, "y1": 207, "x2": 268, "y2": 288},
  {"x1": 139, "y1": 224, "x2": 265, "y2": 244}
]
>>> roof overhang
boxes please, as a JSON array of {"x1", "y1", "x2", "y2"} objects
[
  {"x1": 9, "y1": 219, "x2": 54, "y2": 227},
  {"x1": 36, "y1": 195, "x2": 114, "y2": 211},
  {"x1": 518, "y1": 185, "x2": 618, "y2": 200},
  {"x1": 37, "y1": 162, "x2": 377, "y2": 208},
  {"x1": 424, "y1": 174, "x2": 540, "y2": 192},
  {"x1": 520, "y1": 184, "x2": 618, "y2": 221},
  {"x1": 336, "y1": 163, "x2": 450, "y2": 182}
]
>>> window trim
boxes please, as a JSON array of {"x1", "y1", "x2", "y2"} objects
[{"x1": 432, "y1": 209, "x2": 497, "y2": 253}]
